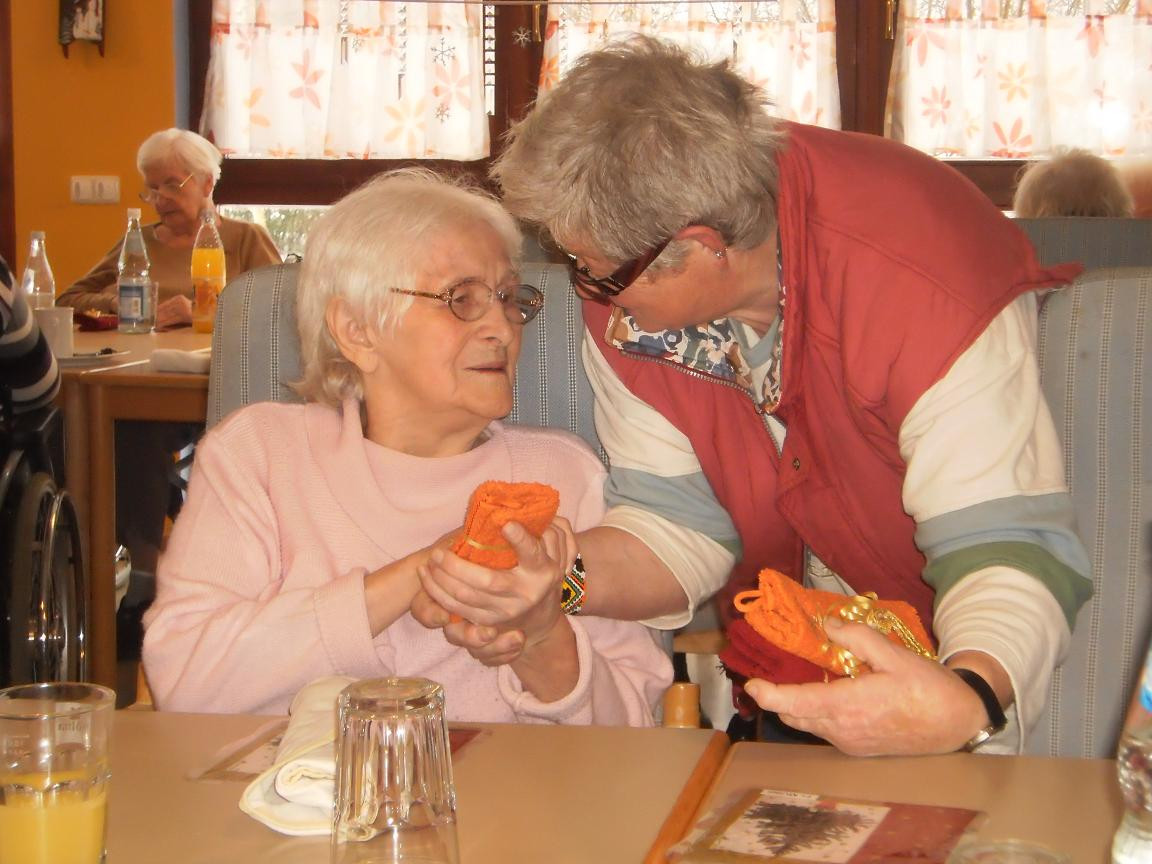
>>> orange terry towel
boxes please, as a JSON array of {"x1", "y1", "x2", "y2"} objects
[
  {"x1": 723, "y1": 568, "x2": 934, "y2": 682},
  {"x1": 451, "y1": 481, "x2": 560, "y2": 569}
]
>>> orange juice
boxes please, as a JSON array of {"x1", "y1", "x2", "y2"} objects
[
  {"x1": 0, "y1": 773, "x2": 107, "y2": 864},
  {"x1": 191, "y1": 246, "x2": 226, "y2": 333}
]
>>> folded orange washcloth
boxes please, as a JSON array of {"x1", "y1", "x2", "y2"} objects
[
  {"x1": 728, "y1": 568, "x2": 934, "y2": 679},
  {"x1": 451, "y1": 481, "x2": 560, "y2": 569}
]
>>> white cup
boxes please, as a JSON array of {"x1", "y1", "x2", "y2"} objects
[{"x1": 34, "y1": 306, "x2": 74, "y2": 358}]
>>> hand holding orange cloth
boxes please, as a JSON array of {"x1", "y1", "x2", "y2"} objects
[
  {"x1": 450, "y1": 481, "x2": 561, "y2": 570},
  {"x1": 719, "y1": 568, "x2": 935, "y2": 686}
]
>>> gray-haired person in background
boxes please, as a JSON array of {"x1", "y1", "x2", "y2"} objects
[
  {"x1": 414, "y1": 36, "x2": 1093, "y2": 757},
  {"x1": 1013, "y1": 148, "x2": 1134, "y2": 218},
  {"x1": 58, "y1": 128, "x2": 280, "y2": 330}
]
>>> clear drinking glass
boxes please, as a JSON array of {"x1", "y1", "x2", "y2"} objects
[
  {"x1": 0, "y1": 682, "x2": 115, "y2": 864},
  {"x1": 331, "y1": 678, "x2": 459, "y2": 864}
]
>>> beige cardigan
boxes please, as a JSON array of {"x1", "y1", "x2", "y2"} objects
[{"x1": 57, "y1": 216, "x2": 282, "y2": 314}]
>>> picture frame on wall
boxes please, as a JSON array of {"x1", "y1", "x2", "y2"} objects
[{"x1": 59, "y1": 0, "x2": 105, "y2": 58}]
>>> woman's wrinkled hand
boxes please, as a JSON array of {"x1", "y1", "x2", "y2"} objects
[
  {"x1": 416, "y1": 517, "x2": 577, "y2": 660},
  {"x1": 155, "y1": 294, "x2": 193, "y2": 331},
  {"x1": 743, "y1": 617, "x2": 992, "y2": 756}
]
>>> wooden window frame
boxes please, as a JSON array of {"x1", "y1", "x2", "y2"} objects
[{"x1": 189, "y1": 0, "x2": 1021, "y2": 208}]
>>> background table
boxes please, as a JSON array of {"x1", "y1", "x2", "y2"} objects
[
  {"x1": 60, "y1": 330, "x2": 212, "y2": 689},
  {"x1": 107, "y1": 711, "x2": 728, "y2": 864},
  {"x1": 687, "y1": 741, "x2": 1122, "y2": 862}
]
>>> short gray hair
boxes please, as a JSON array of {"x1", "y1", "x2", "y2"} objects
[
  {"x1": 136, "y1": 128, "x2": 223, "y2": 182},
  {"x1": 296, "y1": 168, "x2": 523, "y2": 408},
  {"x1": 491, "y1": 36, "x2": 785, "y2": 270},
  {"x1": 1013, "y1": 148, "x2": 1134, "y2": 218}
]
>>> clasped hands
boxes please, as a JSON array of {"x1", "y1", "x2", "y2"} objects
[{"x1": 411, "y1": 518, "x2": 577, "y2": 667}]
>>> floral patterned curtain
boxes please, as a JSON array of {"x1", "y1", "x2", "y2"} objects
[
  {"x1": 200, "y1": 0, "x2": 488, "y2": 159},
  {"x1": 539, "y1": 1, "x2": 840, "y2": 129},
  {"x1": 886, "y1": 0, "x2": 1152, "y2": 158}
]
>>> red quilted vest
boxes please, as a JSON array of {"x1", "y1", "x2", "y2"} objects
[{"x1": 584, "y1": 122, "x2": 1080, "y2": 631}]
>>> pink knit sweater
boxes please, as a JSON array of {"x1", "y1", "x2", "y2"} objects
[{"x1": 142, "y1": 400, "x2": 671, "y2": 723}]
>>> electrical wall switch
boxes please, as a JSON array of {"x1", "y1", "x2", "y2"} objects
[{"x1": 70, "y1": 175, "x2": 120, "y2": 204}]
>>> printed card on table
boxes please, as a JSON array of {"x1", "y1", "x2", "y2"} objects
[{"x1": 677, "y1": 788, "x2": 981, "y2": 864}]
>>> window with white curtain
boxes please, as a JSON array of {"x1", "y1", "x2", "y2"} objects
[
  {"x1": 541, "y1": 1, "x2": 841, "y2": 128},
  {"x1": 200, "y1": 0, "x2": 491, "y2": 159},
  {"x1": 887, "y1": 0, "x2": 1152, "y2": 158}
]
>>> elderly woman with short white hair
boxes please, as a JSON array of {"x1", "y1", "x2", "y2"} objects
[
  {"x1": 58, "y1": 128, "x2": 280, "y2": 330},
  {"x1": 141, "y1": 168, "x2": 672, "y2": 722}
]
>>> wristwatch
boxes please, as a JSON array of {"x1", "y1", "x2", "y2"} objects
[{"x1": 954, "y1": 667, "x2": 1007, "y2": 752}]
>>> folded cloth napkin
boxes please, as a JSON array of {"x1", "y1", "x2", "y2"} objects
[
  {"x1": 450, "y1": 481, "x2": 560, "y2": 569},
  {"x1": 239, "y1": 676, "x2": 355, "y2": 836},
  {"x1": 719, "y1": 568, "x2": 935, "y2": 686},
  {"x1": 150, "y1": 348, "x2": 211, "y2": 374}
]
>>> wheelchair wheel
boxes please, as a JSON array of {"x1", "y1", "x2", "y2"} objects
[{"x1": 5, "y1": 471, "x2": 86, "y2": 683}]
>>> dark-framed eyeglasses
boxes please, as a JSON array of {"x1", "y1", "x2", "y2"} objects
[
  {"x1": 564, "y1": 237, "x2": 672, "y2": 303},
  {"x1": 391, "y1": 280, "x2": 544, "y2": 325},
  {"x1": 139, "y1": 174, "x2": 195, "y2": 203}
]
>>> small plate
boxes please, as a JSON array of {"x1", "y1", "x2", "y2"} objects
[{"x1": 56, "y1": 350, "x2": 132, "y2": 368}]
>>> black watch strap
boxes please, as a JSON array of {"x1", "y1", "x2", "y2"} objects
[{"x1": 954, "y1": 667, "x2": 1008, "y2": 751}]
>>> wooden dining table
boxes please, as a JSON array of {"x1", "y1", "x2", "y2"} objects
[
  {"x1": 107, "y1": 710, "x2": 728, "y2": 864},
  {"x1": 104, "y1": 710, "x2": 1122, "y2": 863},
  {"x1": 686, "y1": 740, "x2": 1123, "y2": 863},
  {"x1": 59, "y1": 329, "x2": 212, "y2": 690}
]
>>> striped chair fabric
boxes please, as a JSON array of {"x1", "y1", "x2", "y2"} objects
[
  {"x1": 1015, "y1": 217, "x2": 1152, "y2": 270},
  {"x1": 1033, "y1": 266, "x2": 1152, "y2": 758}
]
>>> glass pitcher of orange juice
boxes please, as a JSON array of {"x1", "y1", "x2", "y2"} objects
[{"x1": 191, "y1": 209, "x2": 226, "y2": 333}]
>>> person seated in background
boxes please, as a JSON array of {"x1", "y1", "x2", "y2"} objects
[
  {"x1": 1013, "y1": 148, "x2": 1134, "y2": 218},
  {"x1": 57, "y1": 128, "x2": 281, "y2": 330},
  {"x1": 58, "y1": 129, "x2": 282, "y2": 589},
  {"x1": 433, "y1": 36, "x2": 1094, "y2": 757},
  {"x1": 141, "y1": 169, "x2": 672, "y2": 723},
  {"x1": 0, "y1": 255, "x2": 59, "y2": 417},
  {"x1": 1118, "y1": 159, "x2": 1152, "y2": 219}
]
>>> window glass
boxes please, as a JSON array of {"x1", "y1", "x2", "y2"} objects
[{"x1": 219, "y1": 204, "x2": 326, "y2": 260}]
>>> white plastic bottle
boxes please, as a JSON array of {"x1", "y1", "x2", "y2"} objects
[
  {"x1": 1113, "y1": 640, "x2": 1152, "y2": 863},
  {"x1": 117, "y1": 208, "x2": 153, "y2": 333},
  {"x1": 20, "y1": 231, "x2": 56, "y2": 310}
]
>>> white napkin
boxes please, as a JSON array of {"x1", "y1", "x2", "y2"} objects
[
  {"x1": 238, "y1": 676, "x2": 355, "y2": 836},
  {"x1": 150, "y1": 348, "x2": 211, "y2": 374}
]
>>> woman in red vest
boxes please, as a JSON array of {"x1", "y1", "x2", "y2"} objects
[{"x1": 418, "y1": 37, "x2": 1092, "y2": 757}]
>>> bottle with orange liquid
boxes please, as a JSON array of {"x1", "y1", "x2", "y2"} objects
[{"x1": 191, "y1": 208, "x2": 226, "y2": 333}]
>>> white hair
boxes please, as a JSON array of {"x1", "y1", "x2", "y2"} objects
[
  {"x1": 136, "y1": 128, "x2": 223, "y2": 182},
  {"x1": 295, "y1": 168, "x2": 523, "y2": 408}
]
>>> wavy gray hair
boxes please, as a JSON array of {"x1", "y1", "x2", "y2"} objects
[
  {"x1": 136, "y1": 128, "x2": 223, "y2": 183},
  {"x1": 492, "y1": 36, "x2": 785, "y2": 272},
  {"x1": 295, "y1": 168, "x2": 523, "y2": 408}
]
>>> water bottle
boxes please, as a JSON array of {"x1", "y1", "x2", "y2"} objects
[
  {"x1": 20, "y1": 231, "x2": 56, "y2": 310},
  {"x1": 117, "y1": 208, "x2": 153, "y2": 333},
  {"x1": 190, "y1": 208, "x2": 226, "y2": 334},
  {"x1": 1113, "y1": 640, "x2": 1152, "y2": 863}
]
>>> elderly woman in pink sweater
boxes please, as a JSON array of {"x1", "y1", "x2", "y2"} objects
[{"x1": 141, "y1": 169, "x2": 671, "y2": 721}]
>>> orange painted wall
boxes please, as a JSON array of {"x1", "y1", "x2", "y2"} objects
[{"x1": 10, "y1": 1, "x2": 175, "y2": 289}]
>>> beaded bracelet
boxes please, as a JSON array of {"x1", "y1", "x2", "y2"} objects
[{"x1": 561, "y1": 555, "x2": 587, "y2": 615}]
